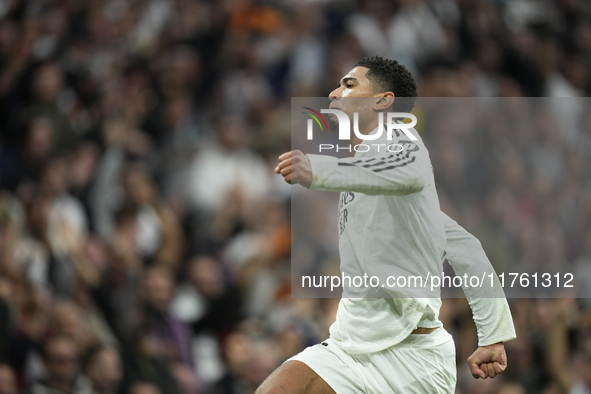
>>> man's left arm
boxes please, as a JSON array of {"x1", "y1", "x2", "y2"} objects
[{"x1": 442, "y1": 211, "x2": 516, "y2": 379}]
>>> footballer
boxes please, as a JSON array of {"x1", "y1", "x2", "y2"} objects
[{"x1": 258, "y1": 56, "x2": 515, "y2": 394}]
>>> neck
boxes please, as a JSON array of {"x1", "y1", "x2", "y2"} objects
[
  {"x1": 351, "y1": 115, "x2": 381, "y2": 147},
  {"x1": 49, "y1": 379, "x2": 74, "y2": 394}
]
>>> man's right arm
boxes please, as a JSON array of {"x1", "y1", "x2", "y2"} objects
[
  {"x1": 275, "y1": 141, "x2": 430, "y2": 196},
  {"x1": 306, "y1": 137, "x2": 431, "y2": 196}
]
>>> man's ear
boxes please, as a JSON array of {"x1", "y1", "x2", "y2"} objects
[{"x1": 373, "y1": 93, "x2": 395, "y2": 112}]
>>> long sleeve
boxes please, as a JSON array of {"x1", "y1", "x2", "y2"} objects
[
  {"x1": 307, "y1": 139, "x2": 430, "y2": 196},
  {"x1": 442, "y1": 212, "x2": 517, "y2": 346}
]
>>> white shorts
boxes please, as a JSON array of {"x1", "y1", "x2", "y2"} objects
[{"x1": 287, "y1": 327, "x2": 456, "y2": 394}]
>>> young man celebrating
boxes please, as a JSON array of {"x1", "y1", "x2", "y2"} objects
[{"x1": 260, "y1": 56, "x2": 516, "y2": 394}]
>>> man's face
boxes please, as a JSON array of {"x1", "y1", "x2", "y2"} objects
[
  {"x1": 327, "y1": 67, "x2": 386, "y2": 130},
  {"x1": 86, "y1": 348, "x2": 122, "y2": 393},
  {"x1": 142, "y1": 268, "x2": 174, "y2": 312},
  {"x1": 329, "y1": 67, "x2": 375, "y2": 100},
  {"x1": 0, "y1": 365, "x2": 17, "y2": 394},
  {"x1": 45, "y1": 338, "x2": 79, "y2": 386},
  {"x1": 189, "y1": 257, "x2": 223, "y2": 298}
]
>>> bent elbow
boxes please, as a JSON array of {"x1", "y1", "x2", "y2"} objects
[{"x1": 394, "y1": 176, "x2": 427, "y2": 196}]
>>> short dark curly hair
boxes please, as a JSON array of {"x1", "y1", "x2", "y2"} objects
[{"x1": 354, "y1": 56, "x2": 417, "y2": 112}]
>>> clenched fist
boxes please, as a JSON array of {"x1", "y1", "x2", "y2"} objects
[
  {"x1": 275, "y1": 150, "x2": 312, "y2": 188},
  {"x1": 467, "y1": 342, "x2": 507, "y2": 379}
]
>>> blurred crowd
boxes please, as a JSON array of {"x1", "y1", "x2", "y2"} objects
[{"x1": 0, "y1": 0, "x2": 591, "y2": 394}]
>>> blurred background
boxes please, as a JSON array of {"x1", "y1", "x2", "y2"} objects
[{"x1": 0, "y1": 0, "x2": 591, "y2": 393}]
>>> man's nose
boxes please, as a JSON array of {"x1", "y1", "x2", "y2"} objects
[{"x1": 328, "y1": 88, "x2": 341, "y2": 101}]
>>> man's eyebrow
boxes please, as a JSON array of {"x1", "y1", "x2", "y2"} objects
[{"x1": 340, "y1": 77, "x2": 358, "y2": 85}]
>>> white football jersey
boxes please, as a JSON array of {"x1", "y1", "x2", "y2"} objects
[{"x1": 307, "y1": 123, "x2": 515, "y2": 354}]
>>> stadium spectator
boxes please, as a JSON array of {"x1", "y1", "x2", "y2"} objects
[
  {"x1": 30, "y1": 336, "x2": 91, "y2": 394},
  {"x1": 83, "y1": 345, "x2": 122, "y2": 394}
]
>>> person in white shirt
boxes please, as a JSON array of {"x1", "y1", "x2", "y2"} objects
[{"x1": 258, "y1": 56, "x2": 516, "y2": 394}]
